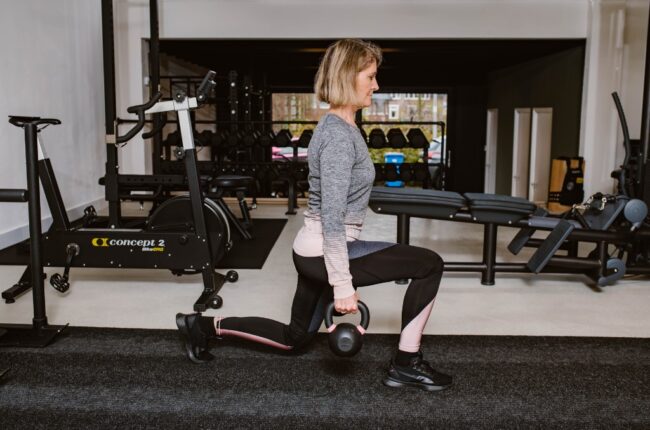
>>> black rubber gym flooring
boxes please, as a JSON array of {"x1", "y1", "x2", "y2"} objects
[
  {"x1": 0, "y1": 327, "x2": 649, "y2": 429},
  {"x1": 217, "y1": 218, "x2": 287, "y2": 269}
]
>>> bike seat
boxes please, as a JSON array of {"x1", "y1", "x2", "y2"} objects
[
  {"x1": 213, "y1": 175, "x2": 253, "y2": 189},
  {"x1": 8, "y1": 116, "x2": 61, "y2": 128}
]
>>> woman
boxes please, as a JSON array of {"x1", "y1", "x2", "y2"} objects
[{"x1": 176, "y1": 39, "x2": 451, "y2": 392}]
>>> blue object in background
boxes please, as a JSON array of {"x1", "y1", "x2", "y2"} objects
[{"x1": 384, "y1": 152, "x2": 405, "y2": 187}]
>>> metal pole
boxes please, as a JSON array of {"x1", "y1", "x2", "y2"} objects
[
  {"x1": 102, "y1": 0, "x2": 121, "y2": 226},
  {"x1": 25, "y1": 124, "x2": 47, "y2": 329},
  {"x1": 640, "y1": 5, "x2": 650, "y2": 200},
  {"x1": 397, "y1": 214, "x2": 411, "y2": 245},
  {"x1": 481, "y1": 223, "x2": 497, "y2": 285},
  {"x1": 150, "y1": 0, "x2": 162, "y2": 174}
]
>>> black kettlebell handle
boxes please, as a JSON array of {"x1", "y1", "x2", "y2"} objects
[{"x1": 324, "y1": 300, "x2": 370, "y2": 332}]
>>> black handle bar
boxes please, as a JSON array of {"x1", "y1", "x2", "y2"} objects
[
  {"x1": 126, "y1": 92, "x2": 162, "y2": 114},
  {"x1": 116, "y1": 92, "x2": 162, "y2": 144},
  {"x1": 0, "y1": 189, "x2": 28, "y2": 202},
  {"x1": 141, "y1": 112, "x2": 167, "y2": 140},
  {"x1": 612, "y1": 92, "x2": 632, "y2": 197}
]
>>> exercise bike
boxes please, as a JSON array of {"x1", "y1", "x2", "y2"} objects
[{"x1": 1, "y1": 71, "x2": 236, "y2": 313}]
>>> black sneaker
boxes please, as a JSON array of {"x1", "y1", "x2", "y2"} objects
[
  {"x1": 383, "y1": 352, "x2": 452, "y2": 392},
  {"x1": 175, "y1": 313, "x2": 214, "y2": 364}
]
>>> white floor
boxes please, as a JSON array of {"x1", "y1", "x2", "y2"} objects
[{"x1": 1, "y1": 202, "x2": 650, "y2": 338}]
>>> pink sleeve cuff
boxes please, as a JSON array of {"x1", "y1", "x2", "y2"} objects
[{"x1": 333, "y1": 284, "x2": 356, "y2": 300}]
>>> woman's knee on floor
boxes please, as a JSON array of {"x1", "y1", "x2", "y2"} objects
[{"x1": 285, "y1": 326, "x2": 318, "y2": 350}]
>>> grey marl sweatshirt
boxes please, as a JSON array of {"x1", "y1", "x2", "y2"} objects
[{"x1": 292, "y1": 113, "x2": 375, "y2": 299}]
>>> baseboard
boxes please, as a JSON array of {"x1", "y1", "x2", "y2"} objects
[{"x1": 0, "y1": 197, "x2": 107, "y2": 250}]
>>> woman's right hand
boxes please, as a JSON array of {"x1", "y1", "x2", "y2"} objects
[{"x1": 335, "y1": 291, "x2": 359, "y2": 314}]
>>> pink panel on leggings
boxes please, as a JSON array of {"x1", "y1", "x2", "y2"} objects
[
  {"x1": 219, "y1": 329, "x2": 293, "y2": 351},
  {"x1": 398, "y1": 299, "x2": 435, "y2": 353}
]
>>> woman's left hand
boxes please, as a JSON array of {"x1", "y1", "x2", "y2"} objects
[{"x1": 335, "y1": 291, "x2": 360, "y2": 314}]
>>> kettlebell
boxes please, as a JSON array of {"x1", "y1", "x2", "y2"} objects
[{"x1": 324, "y1": 301, "x2": 370, "y2": 357}]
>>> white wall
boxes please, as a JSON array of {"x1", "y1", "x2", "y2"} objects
[
  {"x1": 580, "y1": 0, "x2": 648, "y2": 196},
  {"x1": 159, "y1": 0, "x2": 589, "y2": 39},
  {"x1": 0, "y1": 0, "x2": 106, "y2": 249}
]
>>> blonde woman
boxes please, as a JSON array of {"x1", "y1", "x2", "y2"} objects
[{"x1": 176, "y1": 39, "x2": 451, "y2": 392}]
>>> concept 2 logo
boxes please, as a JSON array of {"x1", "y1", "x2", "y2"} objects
[{"x1": 91, "y1": 237, "x2": 165, "y2": 252}]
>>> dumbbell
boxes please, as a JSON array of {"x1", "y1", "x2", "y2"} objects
[
  {"x1": 369, "y1": 128, "x2": 387, "y2": 149},
  {"x1": 386, "y1": 128, "x2": 407, "y2": 148},
  {"x1": 400, "y1": 163, "x2": 414, "y2": 181},
  {"x1": 384, "y1": 164, "x2": 398, "y2": 181},
  {"x1": 413, "y1": 164, "x2": 429, "y2": 182},
  {"x1": 226, "y1": 130, "x2": 239, "y2": 147},
  {"x1": 298, "y1": 129, "x2": 313, "y2": 148},
  {"x1": 163, "y1": 130, "x2": 181, "y2": 147},
  {"x1": 213, "y1": 130, "x2": 229, "y2": 148},
  {"x1": 257, "y1": 130, "x2": 276, "y2": 147},
  {"x1": 197, "y1": 130, "x2": 214, "y2": 147},
  {"x1": 274, "y1": 129, "x2": 293, "y2": 147},
  {"x1": 407, "y1": 128, "x2": 428, "y2": 148},
  {"x1": 241, "y1": 129, "x2": 260, "y2": 147}
]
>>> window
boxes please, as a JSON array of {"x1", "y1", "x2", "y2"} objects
[
  {"x1": 389, "y1": 104, "x2": 400, "y2": 120},
  {"x1": 361, "y1": 92, "x2": 448, "y2": 165},
  {"x1": 271, "y1": 93, "x2": 328, "y2": 160},
  {"x1": 271, "y1": 91, "x2": 449, "y2": 160}
]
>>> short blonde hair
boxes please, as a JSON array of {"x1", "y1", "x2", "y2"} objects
[{"x1": 314, "y1": 39, "x2": 382, "y2": 106}]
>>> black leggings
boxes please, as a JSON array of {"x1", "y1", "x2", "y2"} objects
[{"x1": 215, "y1": 243, "x2": 443, "y2": 352}]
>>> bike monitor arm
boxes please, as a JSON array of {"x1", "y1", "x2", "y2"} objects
[{"x1": 196, "y1": 70, "x2": 217, "y2": 104}]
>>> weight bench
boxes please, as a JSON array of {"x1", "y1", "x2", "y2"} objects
[{"x1": 369, "y1": 187, "x2": 645, "y2": 287}]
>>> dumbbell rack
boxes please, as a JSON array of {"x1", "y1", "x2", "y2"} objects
[{"x1": 360, "y1": 120, "x2": 447, "y2": 190}]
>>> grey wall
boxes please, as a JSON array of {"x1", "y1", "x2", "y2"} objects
[
  {"x1": 0, "y1": 1, "x2": 106, "y2": 248},
  {"x1": 487, "y1": 46, "x2": 586, "y2": 195}
]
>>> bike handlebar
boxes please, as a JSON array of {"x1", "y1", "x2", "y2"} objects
[
  {"x1": 115, "y1": 70, "x2": 215, "y2": 144},
  {"x1": 116, "y1": 92, "x2": 162, "y2": 144}
]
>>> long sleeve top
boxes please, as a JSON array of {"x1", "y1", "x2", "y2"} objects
[{"x1": 292, "y1": 113, "x2": 375, "y2": 299}]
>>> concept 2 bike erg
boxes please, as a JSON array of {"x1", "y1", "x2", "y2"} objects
[{"x1": 1, "y1": 71, "x2": 237, "y2": 318}]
